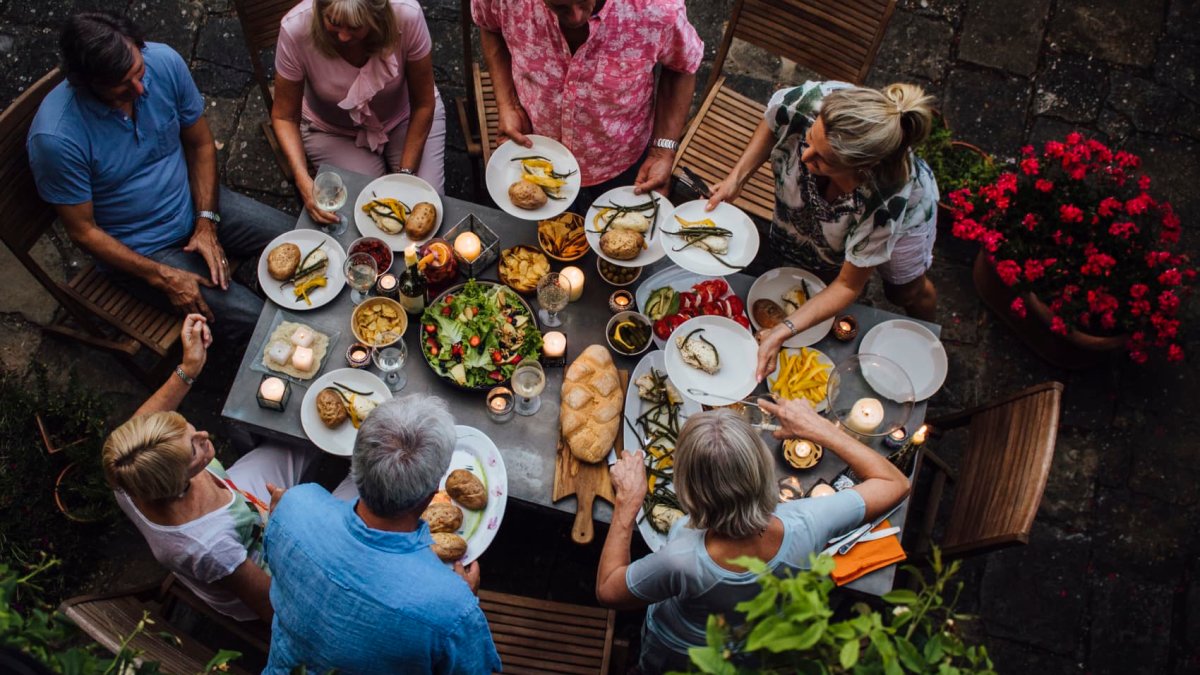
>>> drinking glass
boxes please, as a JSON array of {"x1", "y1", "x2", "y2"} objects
[
  {"x1": 313, "y1": 171, "x2": 349, "y2": 236},
  {"x1": 372, "y1": 332, "x2": 407, "y2": 391},
  {"x1": 510, "y1": 359, "x2": 546, "y2": 416},
  {"x1": 536, "y1": 272, "x2": 570, "y2": 327},
  {"x1": 344, "y1": 252, "x2": 378, "y2": 305}
]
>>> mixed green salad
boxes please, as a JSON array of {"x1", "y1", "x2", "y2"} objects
[{"x1": 419, "y1": 280, "x2": 543, "y2": 388}]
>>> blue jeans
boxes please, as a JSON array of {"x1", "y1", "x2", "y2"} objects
[{"x1": 111, "y1": 186, "x2": 293, "y2": 346}]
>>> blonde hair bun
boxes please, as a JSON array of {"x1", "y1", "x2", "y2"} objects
[{"x1": 820, "y1": 82, "x2": 937, "y2": 190}]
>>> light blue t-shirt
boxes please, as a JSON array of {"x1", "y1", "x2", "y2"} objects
[
  {"x1": 263, "y1": 484, "x2": 502, "y2": 675},
  {"x1": 626, "y1": 490, "x2": 866, "y2": 663},
  {"x1": 27, "y1": 42, "x2": 204, "y2": 256}
]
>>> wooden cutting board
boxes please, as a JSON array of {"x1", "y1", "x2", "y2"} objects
[{"x1": 552, "y1": 370, "x2": 626, "y2": 544}]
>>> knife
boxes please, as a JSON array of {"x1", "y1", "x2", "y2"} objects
[{"x1": 822, "y1": 501, "x2": 904, "y2": 556}]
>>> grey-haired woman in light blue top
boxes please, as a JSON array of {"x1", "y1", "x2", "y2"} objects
[{"x1": 597, "y1": 400, "x2": 910, "y2": 673}]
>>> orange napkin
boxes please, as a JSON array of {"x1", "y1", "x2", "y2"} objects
[{"x1": 831, "y1": 519, "x2": 906, "y2": 586}]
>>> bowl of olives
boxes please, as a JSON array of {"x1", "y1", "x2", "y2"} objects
[{"x1": 596, "y1": 258, "x2": 642, "y2": 287}]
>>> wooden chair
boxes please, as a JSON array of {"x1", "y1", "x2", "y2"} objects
[
  {"x1": 911, "y1": 382, "x2": 1064, "y2": 558},
  {"x1": 60, "y1": 576, "x2": 258, "y2": 675},
  {"x1": 455, "y1": 0, "x2": 494, "y2": 199},
  {"x1": 479, "y1": 590, "x2": 622, "y2": 674},
  {"x1": 0, "y1": 69, "x2": 182, "y2": 387},
  {"x1": 231, "y1": 0, "x2": 297, "y2": 182},
  {"x1": 673, "y1": 0, "x2": 897, "y2": 220}
]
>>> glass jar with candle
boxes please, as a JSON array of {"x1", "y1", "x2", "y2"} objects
[
  {"x1": 486, "y1": 386, "x2": 515, "y2": 423},
  {"x1": 608, "y1": 290, "x2": 633, "y2": 314},
  {"x1": 375, "y1": 273, "x2": 399, "y2": 299},
  {"x1": 832, "y1": 315, "x2": 859, "y2": 341},
  {"x1": 346, "y1": 342, "x2": 372, "y2": 369}
]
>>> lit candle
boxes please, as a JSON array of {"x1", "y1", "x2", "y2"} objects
[
  {"x1": 376, "y1": 273, "x2": 398, "y2": 297},
  {"x1": 454, "y1": 232, "x2": 482, "y2": 262},
  {"x1": 608, "y1": 290, "x2": 633, "y2": 314},
  {"x1": 486, "y1": 386, "x2": 514, "y2": 423},
  {"x1": 845, "y1": 397, "x2": 884, "y2": 434},
  {"x1": 542, "y1": 331, "x2": 566, "y2": 359},
  {"x1": 832, "y1": 315, "x2": 858, "y2": 341},
  {"x1": 560, "y1": 265, "x2": 585, "y2": 302},
  {"x1": 347, "y1": 343, "x2": 371, "y2": 368},
  {"x1": 259, "y1": 377, "x2": 286, "y2": 402},
  {"x1": 910, "y1": 425, "x2": 929, "y2": 446}
]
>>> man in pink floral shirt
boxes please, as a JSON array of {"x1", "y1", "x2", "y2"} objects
[{"x1": 472, "y1": 0, "x2": 703, "y2": 197}]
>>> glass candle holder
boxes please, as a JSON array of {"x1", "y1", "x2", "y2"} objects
[
  {"x1": 832, "y1": 315, "x2": 859, "y2": 341},
  {"x1": 256, "y1": 375, "x2": 291, "y2": 411},
  {"x1": 346, "y1": 342, "x2": 372, "y2": 369},
  {"x1": 486, "y1": 386, "x2": 515, "y2": 423},
  {"x1": 883, "y1": 425, "x2": 909, "y2": 450},
  {"x1": 608, "y1": 290, "x2": 634, "y2": 314},
  {"x1": 444, "y1": 214, "x2": 500, "y2": 278},
  {"x1": 375, "y1": 272, "x2": 399, "y2": 299}
]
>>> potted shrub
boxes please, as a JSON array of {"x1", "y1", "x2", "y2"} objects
[
  {"x1": 915, "y1": 114, "x2": 999, "y2": 225},
  {"x1": 947, "y1": 133, "x2": 1192, "y2": 368}
]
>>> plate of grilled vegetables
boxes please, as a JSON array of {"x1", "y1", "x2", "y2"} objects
[
  {"x1": 584, "y1": 186, "x2": 671, "y2": 267},
  {"x1": 746, "y1": 267, "x2": 833, "y2": 347},
  {"x1": 300, "y1": 368, "x2": 393, "y2": 456},
  {"x1": 664, "y1": 315, "x2": 758, "y2": 407},
  {"x1": 258, "y1": 230, "x2": 346, "y2": 310},
  {"x1": 663, "y1": 200, "x2": 759, "y2": 276},
  {"x1": 485, "y1": 135, "x2": 581, "y2": 220},
  {"x1": 353, "y1": 173, "x2": 443, "y2": 251}
]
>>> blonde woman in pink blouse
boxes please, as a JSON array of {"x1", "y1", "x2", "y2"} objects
[{"x1": 271, "y1": 0, "x2": 445, "y2": 225}]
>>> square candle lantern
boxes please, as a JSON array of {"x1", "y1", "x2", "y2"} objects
[
  {"x1": 256, "y1": 374, "x2": 291, "y2": 411},
  {"x1": 445, "y1": 213, "x2": 500, "y2": 278},
  {"x1": 541, "y1": 330, "x2": 567, "y2": 367}
]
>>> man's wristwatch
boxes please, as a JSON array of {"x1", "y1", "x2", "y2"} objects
[
  {"x1": 651, "y1": 137, "x2": 679, "y2": 153},
  {"x1": 197, "y1": 210, "x2": 221, "y2": 225},
  {"x1": 398, "y1": 168, "x2": 414, "y2": 176}
]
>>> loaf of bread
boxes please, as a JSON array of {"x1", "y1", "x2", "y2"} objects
[{"x1": 560, "y1": 345, "x2": 621, "y2": 463}]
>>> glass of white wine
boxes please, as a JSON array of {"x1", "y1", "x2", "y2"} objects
[
  {"x1": 511, "y1": 359, "x2": 546, "y2": 416},
  {"x1": 536, "y1": 272, "x2": 570, "y2": 328},
  {"x1": 344, "y1": 252, "x2": 378, "y2": 305},
  {"x1": 313, "y1": 171, "x2": 348, "y2": 236},
  {"x1": 372, "y1": 332, "x2": 407, "y2": 391}
]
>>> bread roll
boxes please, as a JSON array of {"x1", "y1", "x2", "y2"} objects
[
  {"x1": 315, "y1": 388, "x2": 347, "y2": 428},
  {"x1": 267, "y1": 243, "x2": 301, "y2": 280},
  {"x1": 509, "y1": 180, "x2": 547, "y2": 210},
  {"x1": 406, "y1": 202, "x2": 438, "y2": 239},
  {"x1": 445, "y1": 469, "x2": 487, "y2": 510},
  {"x1": 421, "y1": 502, "x2": 464, "y2": 533},
  {"x1": 431, "y1": 532, "x2": 467, "y2": 562},
  {"x1": 560, "y1": 345, "x2": 621, "y2": 463}
]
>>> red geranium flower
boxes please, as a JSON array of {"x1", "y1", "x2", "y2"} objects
[
  {"x1": 1035, "y1": 178, "x2": 1054, "y2": 192},
  {"x1": 1059, "y1": 204, "x2": 1084, "y2": 223},
  {"x1": 1010, "y1": 297, "x2": 1027, "y2": 318},
  {"x1": 1020, "y1": 158, "x2": 1040, "y2": 176}
]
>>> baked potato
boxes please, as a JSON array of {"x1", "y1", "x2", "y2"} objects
[
  {"x1": 599, "y1": 229, "x2": 644, "y2": 261},
  {"x1": 431, "y1": 532, "x2": 468, "y2": 562},
  {"x1": 267, "y1": 243, "x2": 301, "y2": 281},
  {"x1": 315, "y1": 388, "x2": 347, "y2": 429},
  {"x1": 445, "y1": 469, "x2": 488, "y2": 510},
  {"x1": 406, "y1": 202, "x2": 438, "y2": 240},
  {"x1": 509, "y1": 180, "x2": 548, "y2": 210},
  {"x1": 752, "y1": 298, "x2": 786, "y2": 330},
  {"x1": 421, "y1": 502, "x2": 464, "y2": 534}
]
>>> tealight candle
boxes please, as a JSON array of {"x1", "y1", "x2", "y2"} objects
[
  {"x1": 454, "y1": 232, "x2": 482, "y2": 262},
  {"x1": 910, "y1": 424, "x2": 929, "y2": 446},
  {"x1": 560, "y1": 265, "x2": 585, "y2": 302},
  {"x1": 542, "y1": 331, "x2": 566, "y2": 359},
  {"x1": 486, "y1": 386, "x2": 514, "y2": 423},
  {"x1": 883, "y1": 426, "x2": 908, "y2": 450},
  {"x1": 376, "y1": 272, "x2": 398, "y2": 298},
  {"x1": 256, "y1": 375, "x2": 290, "y2": 411},
  {"x1": 845, "y1": 397, "x2": 884, "y2": 434},
  {"x1": 346, "y1": 343, "x2": 371, "y2": 368},
  {"x1": 832, "y1": 315, "x2": 858, "y2": 341},
  {"x1": 809, "y1": 483, "x2": 836, "y2": 498},
  {"x1": 608, "y1": 290, "x2": 633, "y2": 314}
]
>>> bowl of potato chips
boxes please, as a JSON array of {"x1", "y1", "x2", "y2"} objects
[
  {"x1": 497, "y1": 245, "x2": 551, "y2": 294},
  {"x1": 351, "y1": 296, "x2": 408, "y2": 347},
  {"x1": 537, "y1": 213, "x2": 588, "y2": 262}
]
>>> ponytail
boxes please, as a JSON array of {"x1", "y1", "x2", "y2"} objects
[{"x1": 819, "y1": 83, "x2": 936, "y2": 191}]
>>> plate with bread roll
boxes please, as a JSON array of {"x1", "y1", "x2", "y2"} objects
[
  {"x1": 299, "y1": 368, "x2": 392, "y2": 456},
  {"x1": 354, "y1": 173, "x2": 444, "y2": 252},
  {"x1": 746, "y1": 267, "x2": 835, "y2": 348},
  {"x1": 485, "y1": 135, "x2": 581, "y2": 221},
  {"x1": 257, "y1": 230, "x2": 347, "y2": 310},
  {"x1": 421, "y1": 425, "x2": 508, "y2": 565}
]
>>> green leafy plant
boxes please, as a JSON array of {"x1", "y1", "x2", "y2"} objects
[
  {"x1": 0, "y1": 553, "x2": 240, "y2": 674},
  {"x1": 916, "y1": 116, "x2": 999, "y2": 196},
  {"x1": 680, "y1": 549, "x2": 995, "y2": 674}
]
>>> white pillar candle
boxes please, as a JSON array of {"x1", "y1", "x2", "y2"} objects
[
  {"x1": 542, "y1": 331, "x2": 566, "y2": 358},
  {"x1": 845, "y1": 397, "x2": 884, "y2": 434},
  {"x1": 259, "y1": 377, "x2": 286, "y2": 403},
  {"x1": 560, "y1": 266, "x2": 585, "y2": 302}
]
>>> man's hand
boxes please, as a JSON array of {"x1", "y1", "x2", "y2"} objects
[
  {"x1": 297, "y1": 174, "x2": 340, "y2": 226},
  {"x1": 633, "y1": 148, "x2": 673, "y2": 195},
  {"x1": 183, "y1": 218, "x2": 228, "y2": 290},
  {"x1": 157, "y1": 266, "x2": 215, "y2": 322},
  {"x1": 453, "y1": 560, "x2": 481, "y2": 594},
  {"x1": 610, "y1": 450, "x2": 647, "y2": 520},
  {"x1": 496, "y1": 103, "x2": 532, "y2": 148}
]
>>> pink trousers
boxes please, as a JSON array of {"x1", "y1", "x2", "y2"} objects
[{"x1": 301, "y1": 93, "x2": 446, "y2": 193}]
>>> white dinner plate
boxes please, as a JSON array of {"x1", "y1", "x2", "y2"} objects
[
  {"x1": 440, "y1": 425, "x2": 508, "y2": 565},
  {"x1": 663, "y1": 200, "x2": 759, "y2": 276},
  {"x1": 485, "y1": 135, "x2": 581, "y2": 220},
  {"x1": 665, "y1": 315, "x2": 758, "y2": 406},
  {"x1": 859, "y1": 319, "x2": 948, "y2": 401},
  {"x1": 747, "y1": 267, "x2": 834, "y2": 347},
  {"x1": 299, "y1": 368, "x2": 393, "y2": 456},
  {"x1": 353, "y1": 173, "x2": 444, "y2": 251},
  {"x1": 613, "y1": 350, "x2": 701, "y2": 552},
  {"x1": 767, "y1": 347, "x2": 834, "y2": 413},
  {"x1": 634, "y1": 266, "x2": 742, "y2": 349},
  {"x1": 257, "y1": 230, "x2": 347, "y2": 310},
  {"x1": 584, "y1": 186, "x2": 671, "y2": 266}
]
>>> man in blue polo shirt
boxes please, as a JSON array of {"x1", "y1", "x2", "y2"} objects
[{"x1": 27, "y1": 12, "x2": 292, "y2": 344}]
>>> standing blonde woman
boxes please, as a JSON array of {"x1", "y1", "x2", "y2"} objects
[
  {"x1": 103, "y1": 314, "x2": 320, "y2": 622},
  {"x1": 705, "y1": 81, "x2": 940, "y2": 381},
  {"x1": 271, "y1": 0, "x2": 445, "y2": 226},
  {"x1": 596, "y1": 404, "x2": 909, "y2": 673}
]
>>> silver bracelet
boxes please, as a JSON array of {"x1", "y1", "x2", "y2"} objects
[
  {"x1": 651, "y1": 137, "x2": 679, "y2": 153},
  {"x1": 175, "y1": 365, "x2": 195, "y2": 387},
  {"x1": 781, "y1": 319, "x2": 799, "y2": 337},
  {"x1": 397, "y1": 168, "x2": 414, "y2": 176}
]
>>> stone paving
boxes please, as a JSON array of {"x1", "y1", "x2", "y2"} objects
[{"x1": 0, "y1": 0, "x2": 1197, "y2": 672}]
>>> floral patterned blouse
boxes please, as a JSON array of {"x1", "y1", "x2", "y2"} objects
[
  {"x1": 764, "y1": 81, "x2": 939, "y2": 275},
  {"x1": 471, "y1": 0, "x2": 703, "y2": 186}
]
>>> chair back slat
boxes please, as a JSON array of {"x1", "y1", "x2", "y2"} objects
[
  {"x1": 0, "y1": 69, "x2": 63, "y2": 256},
  {"x1": 232, "y1": 0, "x2": 297, "y2": 109},
  {"x1": 479, "y1": 590, "x2": 614, "y2": 674},
  {"x1": 942, "y1": 384, "x2": 1062, "y2": 556}
]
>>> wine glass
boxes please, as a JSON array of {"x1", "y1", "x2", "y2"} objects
[
  {"x1": 511, "y1": 359, "x2": 546, "y2": 416},
  {"x1": 313, "y1": 171, "x2": 348, "y2": 236},
  {"x1": 536, "y1": 272, "x2": 570, "y2": 327},
  {"x1": 372, "y1": 332, "x2": 407, "y2": 391},
  {"x1": 344, "y1": 252, "x2": 378, "y2": 305}
]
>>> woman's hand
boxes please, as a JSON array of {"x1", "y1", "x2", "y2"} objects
[
  {"x1": 705, "y1": 173, "x2": 744, "y2": 211},
  {"x1": 610, "y1": 450, "x2": 647, "y2": 520},
  {"x1": 758, "y1": 397, "x2": 835, "y2": 445},
  {"x1": 755, "y1": 326, "x2": 788, "y2": 382},
  {"x1": 180, "y1": 314, "x2": 211, "y2": 378},
  {"x1": 297, "y1": 174, "x2": 340, "y2": 226}
]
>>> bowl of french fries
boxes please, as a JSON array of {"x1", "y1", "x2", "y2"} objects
[
  {"x1": 537, "y1": 213, "x2": 588, "y2": 261},
  {"x1": 768, "y1": 346, "x2": 833, "y2": 412},
  {"x1": 498, "y1": 245, "x2": 551, "y2": 294}
]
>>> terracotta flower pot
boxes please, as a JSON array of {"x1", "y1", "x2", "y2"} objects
[{"x1": 972, "y1": 252, "x2": 1127, "y2": 369}]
